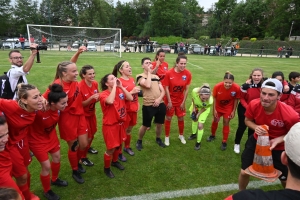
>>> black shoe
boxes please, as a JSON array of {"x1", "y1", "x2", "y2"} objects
[
  {"x1": 118, "y1": 153, "x2": 127, "y2": 162},
  {"x1": 156, "y1": 138, "x2": 166, "y2": 148},
  {"x1": 43, "y1": 190, "x2": 60, "y2": 200},
  {"x1": 111, "y1": 161, "x2": 125, "y2": 170},
  {"x1": 88, "y1": 147, "x2": 98, "y2": 154},
  {"x1": 206, "y1": 135, "x2": 216, "y2": 142},
  {"x1": 104, "y1": 168, "x2": 115, "y2": 178},
  {"x1": 78, "y1": 163, "x2": 86, "y2": 173},
  {"x1": 81, "y1": 158, "x2": 94, "y2": 166},
  {"x1": 136, "y1": 140, "x2": 143, "y2": 151},
  {"x1": 124, "y1": 147, "x2": 135, "y2": 156},
  {"x1": 188, "y1": 134, "x2": 197, "y2": 140},
  {"x1": 72, "y1": 170, "x2": 84, "y2": 184},
  {"x1": 51, "y1": 178, "x2": 68, "y2": 187},
  {"x1": 194, "y1": 142, "x2": 201, "y2": 150},
  {"x1": 30, "y1": 151, "x2": 35, "y2": 157},
  {"x1": 221, "y1": 142, "x2": 227, "y2": 151}
]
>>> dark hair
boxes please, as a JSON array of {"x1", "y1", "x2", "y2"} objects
[
  {"x1": 224, "y1": 71, "x2": 234, "y2": 80},
  {"x1": 141, "y1": 57, "x2": 151, "y2": 65},
  {"x1": 177, "y1": 52, "x2": 186, "y2": 56},
  {"x1": 0, "y1": 115, "x2": 6, "y2": 125},
  {"x1": 48, "y1": 84, "x2": 67, "y2": 104},
  {"x1": 272, "y1": 71, "x2": 284, "y2": 82},
  {"x1": 176, "y1": 55, "x2": 187, "y2": 64},
  {"x1": 263, "y1": 81, "x2": 280, "y2": 95},
  {"x1": 288, "y1": 71, "x2": 300, "y2": 81},
  {"x1": 0, "y1": 188, "x2": 19, "y2": 200},
  {"x1": 112, "y1": 60, "x2": 126, "y2": 77},
  {"x1": 287, "y1": 156, "x2": 300, "y2": 179},
  {"x1": 100, "y1": 74, "x2": 111, "y2": 91},
  {"x1": 79, "y1": 65, "x2": 94, "y2": 79},
  {"x1": 154, "y1": 49, "x2": 165, "y2": 61},
  {"x1": 9, "y1": 50, "x2": 21, "y2": 57}
]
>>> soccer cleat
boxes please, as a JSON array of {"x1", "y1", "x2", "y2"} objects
[
  {"x1": 206, "y1": 135, "x2": 216, "y2": 142},
  {"x1": 88, "y1": 147, "x2": 98, "y2": 154},
  {"x1": 118, "y1": 153, "x2": 127, "y2": 162},
  {"x1": 111, "y1": 161, "x2": 125, "y2": 170},
  {"x1": 178, "y1": 135, "x2": 186, "y2": 144},
  {"x1": 43, "y1": 190, "x2": 60, "y2": 200},
  {"x1": 78, "y1": 163, "x2": 86, "y2": 173},
  {"x1": 72, "y1": 170, "x2": 84, "y2": 184},
  {"x1": 104, "y1": 168, "x2": 115, "y2": 178},
  {"x1": 164, "y1": 136, "x2": 170, "y2": 146},
  {"x1": 51, "y1": 178, "x2": 68, "y2": 187},
  {"x1": 156, "y1": 138, "x2": 166, "y2": 148},
  {"x1": 221, "y1": 142, "x2": 227, "y2": 151},
  {"x1": 136, "y1": 140, "x2": 143, "y2": 151},
  {"x1": 188, "y1": 134, "x2": 197, "y2": 140},
  {"x1": 81, "y1": 158, "x2": 94, "y2": 166},
  {"x1": 123, "y1": 147, "x2": 135, "y2": 156},
  {"x1": 194, "y1": 142, "x2": 201, "y2": 150},
  {"x1": 234, "y1": 144, "x2": 240, "y2": 154}
]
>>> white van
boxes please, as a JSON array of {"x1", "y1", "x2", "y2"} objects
[{"x1": 2, "y1": 38, "x2": 21, "y2": 49}]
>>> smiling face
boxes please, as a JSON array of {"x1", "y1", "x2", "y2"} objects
[
  {"x1": 119, "y1": 62, "x2": 132, "y2": 76},
  {"x1": 9, "y1": 52, "x2": 23, "y2": 67},
  {"x1": 0, "y1": 123, "x2": 8, "y2": 152},
  {"x1": 51, "y1": 96, "x2": 68, "y2": 111},
  {"x1": 21, "y1": 88, "x2": 43, "y2": 112},
  {"x1": 176, "y1": 58, "x2": 187, "y2": 72},
  {"x1": 62, "y1": 63, "x2": 78, "y2": 82},
  {"x1": 83, "y1": 69, "x2": 95, "y2": 83},
  {"x1": 157, "y1": 52, "x2": 165, "y2": 62},
  {"x1": 105, "y1": 74, "x2": 116, "y2": 89},
  {"x1": 223, "y1": 79, "x2": 233, "y2": 90},
  {"x1": 252, "y1": 70, "x2": 263, "y2": 84}
]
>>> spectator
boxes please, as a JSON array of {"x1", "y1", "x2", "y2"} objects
[
  {"x1": 41, "y1": 35, "x2": 47, "y2": 46},
  {"x1": 277, "y1": 46, "x2": 283, "y2": 57},
  {"x1": 19, "y1": 34, "x2": 25, "y2": 50},
  {"x1": 174, "y1": 42, "x2": 178, "y2": 54},
  {"x1": 29, "y1": 34, "x2": 34, "y2": 43},
  {"x1": 257, "y1": 45, "x2": 264, "y2": 57}
]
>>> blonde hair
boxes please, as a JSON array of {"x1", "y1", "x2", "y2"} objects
[
  {"x1": 198, "y1": 83, "x2": 211, "y2": 94},
  {"x1": 16, "y1": 83, "x2": 37, "y2": 111},
  {"x1": 54, "y1": 61, "x2": 74, "y2": 84},
  {"x1": 224, "y1": 71, "x2": 234, "y2": 80}
]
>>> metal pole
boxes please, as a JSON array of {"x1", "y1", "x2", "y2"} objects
[{"x1": 288, "y1": 21, "x2": 294, "y2": 41}]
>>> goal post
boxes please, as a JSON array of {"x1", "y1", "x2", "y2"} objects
[{"x1": 27, "y1": 24, "x2": 122, "y2": 57}]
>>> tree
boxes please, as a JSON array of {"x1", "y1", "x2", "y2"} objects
[{"x1": 0, "y1": 0, "x2": 12, "y2": 36}]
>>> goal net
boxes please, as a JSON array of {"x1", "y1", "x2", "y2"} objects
[{"x1": 27, "y1": 24, "x2": 122, "y2": 57}]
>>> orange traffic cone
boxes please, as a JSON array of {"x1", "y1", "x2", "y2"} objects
[{"x1": 245, "y1": 125, "x2": 282, "y2": 182}]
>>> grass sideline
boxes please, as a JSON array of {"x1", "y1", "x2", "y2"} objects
[{"x1": 0, "y1": 50, "x2": 298, "y2": 200}]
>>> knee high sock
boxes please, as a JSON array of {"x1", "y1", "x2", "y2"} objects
[
  {"x1": 18, "y1": 183, "x2": 31, "y2": 200},
  {"x1": 68, "y1": 150, "x2": 78, "y2": 170},
  {"x1": 197, "y1": 129, "x2": 204, "y2": 143},
  {"x1": 192, "y1": 121, "x2": 198, "y2": 135},
  {"x1": 104, "y1": 153, "x2": 111, "y2": 169},
  {"x1": 40, "y1": 174, "x2": 50, "y2": 193},
  {"x1": 112, "y1": 148, "x2": 120, "y2": 162},
  {"x1": 178, "y1": 120, "x2": 184, "y2": 135},
  {"x1": 165, "y1": 120, "x2": 171, "y2": 137},
  {"x1": 211, "y1": 121, "x2": 218, "y2": 136},
  {"x1": 223, "y1": 125, "x2": 230, "y2": 142},
  {"x1": 51, "y1": 162, "x2": 60, "y2": 182},
  {"x1": 77, "y1": 148, "x2": 85, "y2": 160},
  {"x1": 119, "y1": 143, "x2": 123, "y2": 154},
  {"x1": 124, "y1": 134, "x2": 131, "y2": 148}
]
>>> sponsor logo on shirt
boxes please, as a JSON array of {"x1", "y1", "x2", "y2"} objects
[
  {"x1": 20, "y1": 114, "x2": 28, "y2": 118},
  {"x1": 43, "y1": 116, "x2": 50, "y2": 120},
  {"x1": 182, "y1": 75, "x2": 187, "y2": 81},
  {"x1": 231, "y1": 92, "x2": 236, "y2": 96},
  {"x1": 271, "y1": 119, "x2": 284, "y2": 127},
  {"x1": 119, "y1": 93, "x2": 124, "y2": 100}
]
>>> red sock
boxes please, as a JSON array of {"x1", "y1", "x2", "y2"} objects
[
  {"x1": 165, "y1": 120, "x2": 171, "y2": 137},
  {"x1": 104, "y1": 153, "x2": 111, "y2": 168},
  {"x1": 222, "y1": 125, "x2": 230, "y2": 142},
  {"x1": 124, "y1": 134, "x2": 131, "y2": 148},
  {"x1": 112, "y1": 148, "x2": 120, "y2": 162},
  {"x1": 26, "y1": 171, "x2": 31, "y2": 189},
  {"x1": 40, "y1": 174, "x2": 50, "y2": 193},
  {"x1": 119, "y1": 143, "x2": 123, "y2": 154},
  {"x1": 18, "y1": 184, "x2": 31, "y2": 200},
  {"x1": 68, "y1": 150, "x2": 78, "y2": 170},
  {"x1": 178, "y1": 120, "x2": 184, "y2": 135},
  {"x1": 77, "y1": 148, "x2": 85, "y2": 160},
  {"x1": 211, "y1": 121, "x2": 218, "y2": 136},
  {"x1": 51, "y1": 162, "x2": 60, "y2": 182}
]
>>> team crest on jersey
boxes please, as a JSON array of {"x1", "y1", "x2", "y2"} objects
[
  {"x1": 231, "y1": 92, "x2": 236, "y2": 96},
  {"x1": 94, "y1": 89, "x2": 97, "y2": 94},
  {"x1": 271, "y1": 119, "x2": 284, "y2": 127},
  {"x1": 119, "y1": 93, "x2": 125, "y2": 100},
  {"x1": 164, "y1": 67, "x2": 167, "y2": 71},
  {"x1": 182, "y1": 75, "x2": 187, "y2": 81},
  {"x1": 58, "y1": 110, "x2": 60, "y2": 116}
]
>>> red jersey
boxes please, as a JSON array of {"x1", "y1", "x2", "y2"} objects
[
  {"x1": 119, "y1": 77, "x2": 139, "y2": 112},
  {"x1": 164, "y1": 68, "x2": 192, "y2": 106},
  {"x1": 100, "y1": 88, "x2": 127, "y2": 125},
  {"x1": 78, "y1": 80, "x2": 99, "y2": 116},
  {"x1": 287, "y1": 85, "x2": 300, "y2": 115},
  {"x1": 151, "y1": 61, "x2": 168, "y2": 86},
  {"x1": 240, "y1": 82, "x2": 261, "y2": 108},
  {"x1": 0, "y1": 99, "x2": 36, "y2": 145},
  {"x1": 245, "y1": 98, "x2": 299, "y2": 150},
  {"x1": 44, "y1": 80, "x2": 84, "y2": 115},
  {"x1": 0, "y1": 148, "x2": 12, "y2": 177},
  {"x1": 213, "y1": 82, "x2": 241, "y2": 113},
  {"x1": 42, "y1": 37, "x2": 47, "y2": 43},
  {"x1": 28, "y1": 109, "x2": 60, "y2": 145},
  {"x1": 19, "y1": 37, "x2": 25, "y2": 43}
]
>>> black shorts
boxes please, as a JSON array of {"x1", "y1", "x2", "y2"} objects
[
  {"x1": 142, "y1": 103, "x2": 166, "y2": 127},
  {"x1": 241, "y1": 135, "x2": 288, "y2": 181}
]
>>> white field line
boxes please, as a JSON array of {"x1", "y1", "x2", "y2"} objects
[
  {"x1": 187, "y1": 61, "x2": 203, "y2": 69},
  {"x1": 100, "y1": 180, "x2": 280, "y2": 200}
]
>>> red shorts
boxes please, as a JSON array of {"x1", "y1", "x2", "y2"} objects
[
  {"x1": 8, "y1": 138, "x2": 31, "y2": 178},
  {"x1": 102, "y1": 123, "x2": 126, "y2": 150},
  {"x1": 124, "y1": 112, "x2": 137, "y2": 129},
  {"x1": 166, "y1": 106, "x2": 186, "y2": 117},
  {"x1": 214, "y1": 111, "x2": 231, "y2": 121},
  {"x1": 29, "y1": 136, "x2": 60, "y2": 162},
  {"x1": 85, "y1": 115, "x2": 97, "y2": 138},
  {"x1": 58, "y1": 112, "x2": 88, "y2": 141}
]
